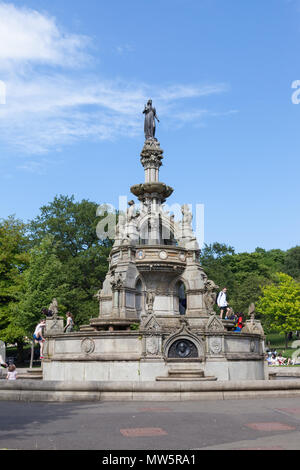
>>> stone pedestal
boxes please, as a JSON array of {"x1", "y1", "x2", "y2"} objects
[{"x1": 46, "y1": 316, "x2": 64, "y2": 334}]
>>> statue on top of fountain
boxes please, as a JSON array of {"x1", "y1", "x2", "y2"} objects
[{"x1": 143, "y1": 99, "x2": 160, "y2": 141}]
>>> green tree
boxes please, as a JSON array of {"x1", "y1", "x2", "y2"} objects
[
  {"x1": 15, "y1": 237, "x2": 68, "y2": 336},
  {"x1": 256, "y1": 272, "x2": 300, "y2": 346},
  {"x1": 282, "y1": 246, "x2": 300, "y2": 280},
  {"x1": 0, "y1": 216, "x2": 30, "y2": 360},
  {"x1": 28, "y1": 195, "x2": 114, "y2": 326},
  {"x1": 200, "y1": 244, "x2": 287, "y2": 314}
]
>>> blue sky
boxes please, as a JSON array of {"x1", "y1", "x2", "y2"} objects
[{"x1": 0, "y1": 0, "x2": 299, "y2": 253}]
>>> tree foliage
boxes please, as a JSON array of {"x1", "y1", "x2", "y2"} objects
[
  {"x1": 0, "y1": 216, "x2": 30, "y2": 344},
  {"x1": 27, "y1": 195, "x2": 113, "y2": 326},
  {"x1": 282, "y1": 246, "x2": 300, "y2": 280},
  {"x1": 256, "y1": 273, "x2": 300, "y2": 335},
  {"x1": 200, "y1": 244, "x2": 287, "y2": 314}
]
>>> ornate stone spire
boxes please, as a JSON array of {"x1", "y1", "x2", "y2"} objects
[{"x1": 130, "y1": 139, "x2": 173, "y2": 206}]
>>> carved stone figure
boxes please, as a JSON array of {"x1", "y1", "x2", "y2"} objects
[
  {"x1": 143, "y1": 99, "x2": 160, "y2": 140},
  {"x1": 46, "y1": 298, "x2": 64, "y2": 332},
  {"x1": 122, "y1": 200, "x2": 139, "y2": 245},
  {"x1": 181, "y1": 204, "x2": 194, "y2": 237},
  {"x1": 127, "y1": 200, "x2": 137, "y2": 222},
  {"x1": 113, "y1": 212, "x2": 126, "y2": 247},
  {"x1": 94, "y1": 289, "x2": 102, "y2": 301},
  {"x1": 48, "y1": 298, "x2": 59, "y2": 318},
  {"x1": 110, "y1": 272, "x2": 124, "y2": 290},
  {"x1": 204, "y1": 279, "x2": 219, "y2": 314},
  {"x1": 248, "y1": 303, "x2": 256, "y2": 322},
  {"x1": 146, "y1": 290, "x2": 156, "y2": 313}
]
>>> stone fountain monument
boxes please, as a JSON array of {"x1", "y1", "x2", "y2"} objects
[{"x1": 43, "y1": 101, "x2": 266, "y2": 382}]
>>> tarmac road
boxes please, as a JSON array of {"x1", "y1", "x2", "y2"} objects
[{"x1": 1, "y1": 397, "x2": 300, "y2": 451}]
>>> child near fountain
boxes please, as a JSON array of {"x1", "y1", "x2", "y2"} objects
[{"x1": 6, "y1": 364, "x2": 17, "y2": 380}]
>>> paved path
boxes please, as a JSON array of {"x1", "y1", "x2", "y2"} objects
[{"x1": 1, "y1": 397, "x2": 300, "y2": 450}]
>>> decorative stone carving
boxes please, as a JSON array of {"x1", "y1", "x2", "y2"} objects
[
  {"x1": 94, "y1": 290, "x2": 102, "y2": 301},
  {"x1": 181, "y1": 205, "x2": 193, "y2": 237},
  {"x1": 206, "y1": 314, "x2": 225, "y2": 332},
  {"x1": 159, "y1": 250, "x2": 168, "y2": 260},
  {"x1": 180, "y1": 205, "x2": 199, "y2": 250},
  {"x1": 110, "y1": 272, "x2": 124, "y2": 290},
  {"x1": 131, "y1": 182, "x2": 174, "y2": 204},
  {"x1": 168, "y1": 339, "x2": 198, "y2": 359},
  {"x1": 242, "y1": 320, "x2": 265, "y2": 335},
  {"x1": 209, "y1": 337, "x2": 223, "y2": 355},
  {"x1": 248, "y1": 303, "x2": 256, "y2": 322},
  {"x1": 48, "y1": 298, "x2": 59, "y2": 317},
  {"x1": 163, "y1": 321, "x2": 205, "y2": 360},
  {"x1": 145, "y1": 336, "x2": 161, "y2": 356},
  {"x1": 140, "y1": 133, "x2": 163, "y2": 164},
  {"x1": 46, "y1": 299, "x2": 64, "y2": 333},
  {"x1": 121, "y1": 201, "x2": 139, "y2": 245},
  {"x1": 145, "y1": 290, "x2": 156, "y2": 314},
  {"x1": 113, "y1": 213, "x2": 126, "y2": 247},
  {"x1": 203, "y1": 279, "x2": 219, "y2": 314},
  {"x1": 136, "y1": 250, "x2": 145, "y2": 260},
  {"x1": 46, "y1": 317, "x2": 64, "y2": 332},
  {"x1": 242, "y1": 303, "x2": 265, "y2": 335},
  {"x1": 81, "y1": 338, "x2": 95, "y2": 355},
  {"x1": 140, "y1": 313, "x2": 161, "y2": 332}
]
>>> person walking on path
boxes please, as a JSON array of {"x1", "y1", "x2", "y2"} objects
[
  {"x1": 33, "y1": 319, "x2": 46, "y2": 359},
  {"x1": 217, "y1": 288, "x2": 229, "y2": 319}
]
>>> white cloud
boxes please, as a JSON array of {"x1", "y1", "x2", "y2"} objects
[
  {"x1": 0, "y1": 2, "x2": 89, "y2": 69},
  {"x1": 0, "y1": 2, "x2": 234, "y2": 161}
]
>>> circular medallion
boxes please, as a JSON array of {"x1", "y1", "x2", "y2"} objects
[
  {"x1": 159, "y1": 250, "x2": 168, "y2": 260},
  {"x1": 81, "y1": 338, "x2": 95, "y2": 355},
  {"x1": 136, "y1": 250, "x2": 145, "y2": 260},
  {"x1": 168, "y1": 339, "x2": 198, "y2": 359}
]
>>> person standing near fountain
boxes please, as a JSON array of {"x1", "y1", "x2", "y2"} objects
[
  {"x1": 33, "y1": 319, "x2": 46, "y2": 359},
  {"x1": 217, "y1": 287, "x2": 229, "y2": 319},
  {"x1": 64, "y1": 312, "x2": 74, "y2": 333}
]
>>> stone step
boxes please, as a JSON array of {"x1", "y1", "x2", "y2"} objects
[
  {"x1": 156, "y1": 376, "x2": 217, "y2": 382},
  {"x1": 168, "y1": 369, "x2": 205, "y2": 378},
  {"x1": 26, "y1": 368, "x2": 42, "y2": 375},
  {"x1": 16, "y1": 368, "x2": 43, "y2": 380},
  {"x1": 17, "y1": 374, "x2": 43, "y2": 380}
]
